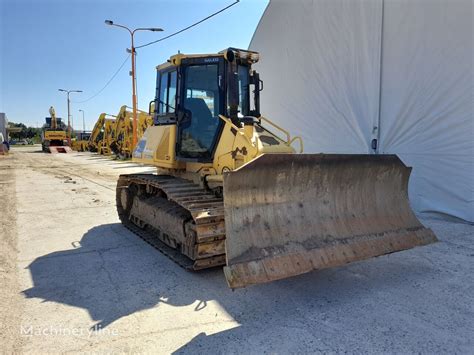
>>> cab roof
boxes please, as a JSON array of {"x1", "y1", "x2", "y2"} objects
[{"x1": 156, "y1": 48, "x2": 260, "y2": 71}]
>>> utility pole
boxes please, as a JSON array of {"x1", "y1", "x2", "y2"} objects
[
  {"x1": 105, "y1": 20, "x2": 163, "y2": 148},
  {"x1": 58, "y1": 89, "x2": 82, "y2": 145},
  {"x1": 79, "y1": 109, "x2": 85, "y2": 133}
]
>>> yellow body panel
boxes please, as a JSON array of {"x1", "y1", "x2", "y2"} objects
[
  {"x1": 132, "y1": 125, "x2": 184, "y2": 169},
  {"x1": 44, "y1": 131, "x2": 66, "y2": 140},
  {"x1": 132, "y1": 115, "x2": 298, "y2": 180},
  {"x1": 213, "y1": 115, "x2": 296, "y2": 174}
]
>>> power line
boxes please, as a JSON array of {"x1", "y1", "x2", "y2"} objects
[
  {"x1": 72, "y1": 54, "x2": 130, "y2": 103},
  {"x1": 72, "y1": 0, "x2": 239, "y2": 104},
  {"x1": 135, "y1": 0, "x2": 239, "y2": 49}
]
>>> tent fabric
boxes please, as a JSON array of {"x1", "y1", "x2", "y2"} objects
[{"x1": 249, "y1": 0, "x2": 473, "y2": 222}]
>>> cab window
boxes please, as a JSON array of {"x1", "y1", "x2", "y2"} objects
[
  {"x1": 237, "y1": 65, "x2": 249, "y2": 116},
  {"x1": 158, "y1": 73, "x2": 168, "y2": 114},
  {"x1": 157, "y1": 70, "x2": 177, "y2": 115},
  {"x1": 168, "y1": 71, "x2": 177, "y2": 113}
]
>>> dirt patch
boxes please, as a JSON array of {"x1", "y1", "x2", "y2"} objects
[{"x1": 0, "y1": 155, "x2": 24, "y2": 352}]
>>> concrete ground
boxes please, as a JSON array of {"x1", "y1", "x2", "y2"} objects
[{"x1": 0, "y1": 145, "x2": 473, "y2": 354}]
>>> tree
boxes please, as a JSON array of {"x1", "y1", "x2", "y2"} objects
[{"x1": 9, "y1": 122, "x2": 41, "y2": 141}]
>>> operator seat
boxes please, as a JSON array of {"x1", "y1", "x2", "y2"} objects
[{"x1": 184, "y1": 97, "x2": 219, "y2": 149}]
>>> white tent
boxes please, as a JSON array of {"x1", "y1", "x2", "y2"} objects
[{"x1": 249, "y1": 0, "x2": 473, "y2": 222}]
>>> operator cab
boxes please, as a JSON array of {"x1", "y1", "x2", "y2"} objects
[{"x1": 153, "y1": 48, "x2": 262, "y2": 162}]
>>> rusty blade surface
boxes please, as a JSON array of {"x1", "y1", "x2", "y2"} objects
[{"x1": 222, "y1": 154, "x2": 438, "y2": 288}]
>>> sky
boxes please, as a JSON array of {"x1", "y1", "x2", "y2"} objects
[{"x1": 0, "y1": 0, "x2": 268, "y2": 130}]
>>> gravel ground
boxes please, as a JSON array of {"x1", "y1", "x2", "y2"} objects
[{"x1": 0, "y1": 145, "x2": 473, "y2": 354}]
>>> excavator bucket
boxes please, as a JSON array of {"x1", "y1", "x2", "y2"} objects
[{"x1": 223, "y1": 154, "x2": 437, "y2": 288}]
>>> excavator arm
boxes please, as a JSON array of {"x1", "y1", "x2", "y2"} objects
[
  {"x1": 88, "y1": 113, "x2": 107, "y2": 152},
  {"x1": 110, "y1": 106, "x2": 132, "y2": 157}
]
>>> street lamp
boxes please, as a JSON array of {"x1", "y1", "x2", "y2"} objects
[
  {"x1": 105, "y1": 19, "x2": 163, "y2": 148},
  {"x1": 78, "y1": 109, "x2": 85, "y2": 133},
  {"x1": 58, "y1": 89, "x2": 82, "y2": 145}
]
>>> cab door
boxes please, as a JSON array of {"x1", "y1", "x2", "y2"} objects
[{"x1": 176, "y1": 57, "x2": 225, "y2": 161}]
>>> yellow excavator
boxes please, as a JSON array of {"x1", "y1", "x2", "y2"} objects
[
  {"x1": 42, "y1": 106, "x2": 71, "y2": 153},
  {"x1": 116, "y1": 48, "x2": 437, "y2": 288},
  {"x1": 88, "y1": 113, "x2": 106, "y2": 152},
  {"x1": 88, "y1": 113, "x2": 115, "y2": 154},
  {"x1": 98, "y1": 117, "x2": 116, "y2": 155},
  {"x1": 71, "y1": 132, "x2": 92, "y2": 152},
  {"x1": 110, "y1": 105, "x2": 133, "y2": 158},
  {"x1": 109, "y1": 106, "x2": 153, "y2": 159}
]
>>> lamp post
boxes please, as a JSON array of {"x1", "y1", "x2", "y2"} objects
[
  {"x1": 58, "y1": 89, "x2": 82, "y2": 145},
  {"x1": 105, "y1": 20, "x2": 163, "y2": 148},
  {"x1": 78, "y1": 109, "x2": 85, "y2": 133}
]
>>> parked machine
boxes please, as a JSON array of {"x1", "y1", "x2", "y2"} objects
[
  {"x1": 71, "y1": 132, "x2": 92, "y2": 152},
  {"x1": 97, "y1": 118, "x2": 115, "y2": 155},
  {"x1": 42, "y1": 106, "x2": 71, "y2": 153},
  {"x1": 88, "y1": 113, "x2": 106, "y2": 152},
  {"x1": 109, "y1": 106, "x2": 133, "y2": 159},
  {"x1": 88, "y1": 113, "x2": 115, "y2": 153},
  {"x1": 110, "y1": 105, "x2": 153, "y2": 159},
  {"x1": 116, "y1": 48, "x2": 437, "y2": 288}
]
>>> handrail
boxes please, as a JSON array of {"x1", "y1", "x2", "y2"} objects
[
  {"x1": 259, "y1": 116, "x2": 291, "y2": 143},
  {"x1": 219, "y1": 114, "x2": 304, "y2": 153},
  {"x1": 289, "y1": 136, "x2": 304, "y2": 153}
]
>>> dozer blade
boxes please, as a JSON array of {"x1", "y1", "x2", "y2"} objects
[{"x1": 223, "y1": 154, "x2": 437, "y2": 288}]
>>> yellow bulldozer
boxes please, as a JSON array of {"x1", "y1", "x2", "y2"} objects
[{"x1": 116, "y1": 48, "x2": 437, "y2": 288}]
